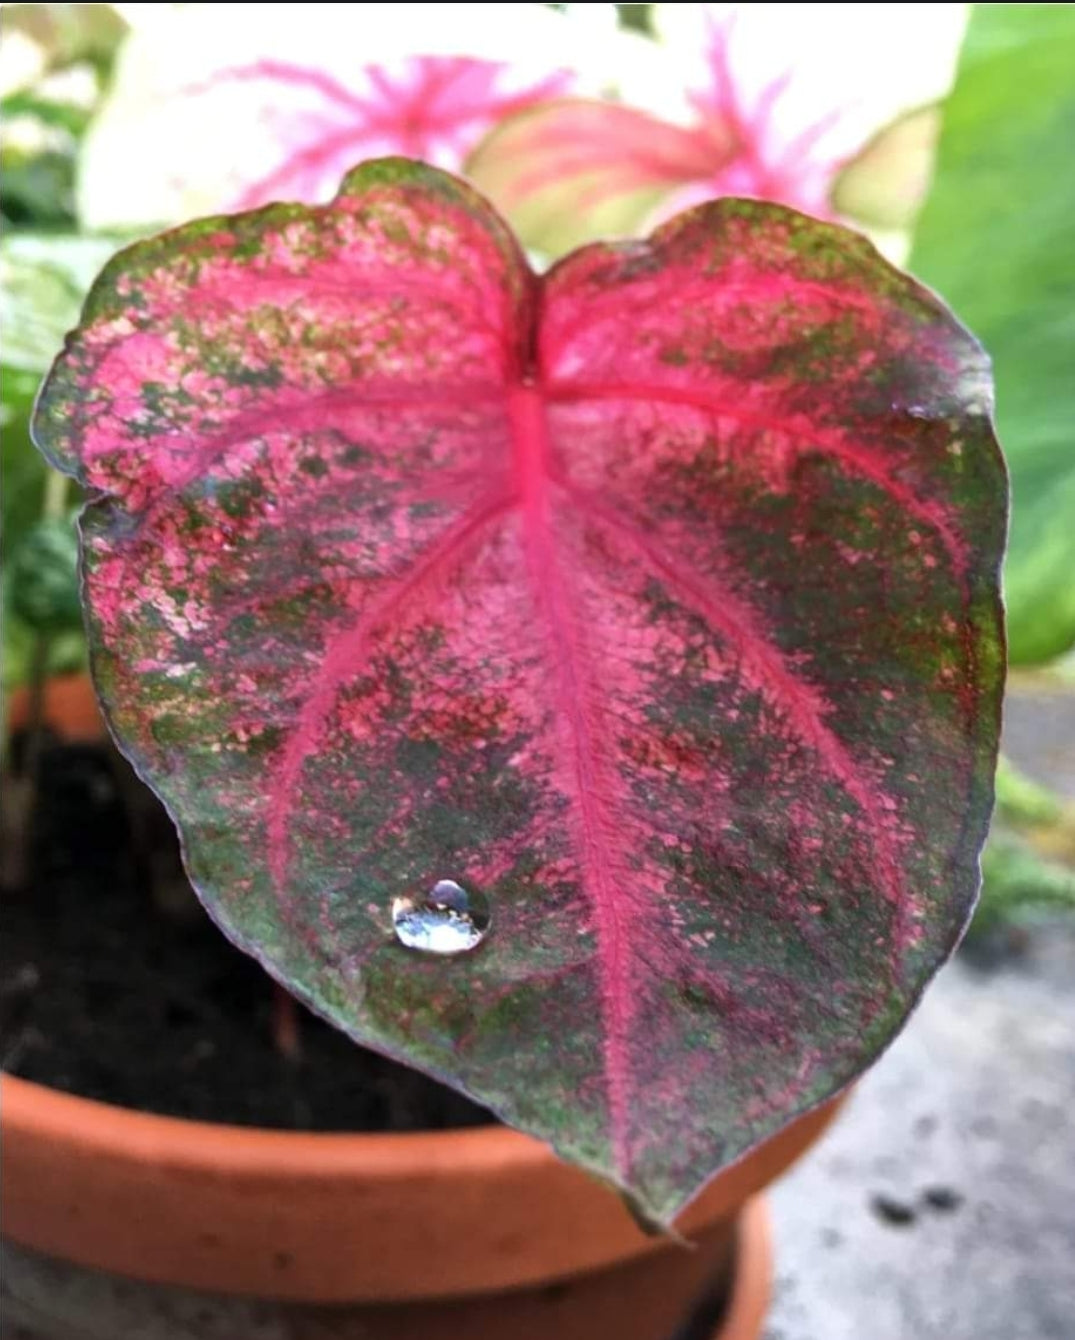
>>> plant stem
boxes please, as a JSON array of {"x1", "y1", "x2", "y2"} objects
[
  {"x1": 272, "y1": 981, "x2": 303, "y2": 1063},
  {"x1": 42, "y1": 466, "x2": 69, "y2": 522}
]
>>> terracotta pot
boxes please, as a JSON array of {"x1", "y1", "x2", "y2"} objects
[
  {"x1": 5, "y1": 670, "x2": 104, "y2": 743},
  {"x1": 2, "y1": 674, "x2": 846, "y2": 1336},
  {"x1": 2, "y1": 1204, "x2": 771, "y2": 1340},
  {"x1": 2, "y1": 1076, "x2": 842, "y2": 1340}
]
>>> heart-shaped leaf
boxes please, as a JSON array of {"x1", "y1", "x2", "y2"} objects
[{"x1": 34, "y1": 159, "x2": 1006, "y2": 1224}]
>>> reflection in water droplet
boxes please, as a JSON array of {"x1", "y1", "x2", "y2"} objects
[{"x1": 391, "y1": 879, "x2": 490, "y2": 955}]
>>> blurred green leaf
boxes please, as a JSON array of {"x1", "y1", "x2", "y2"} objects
[
  {"x1": 0, "y1": 233, "x2": 120, "y2": 371},
  {"x1": 971, "y1": 751, "x2": 1075, "y2": 937},
  {"x1": 910, "y1": 3, "x2": 1075, "y2": 665},
  {"x1": 994, "y1": 752, "x2": 1064, "y2": 826},
  {"x1": 7, "y1": 512, "x2": 81, "y2": 633},
  {"x1": 1, "y1": 235, "x2": 116, "y2": 688},
  {"x1": 1, "y1": 3, "x2": 128, "y2": 80},
  {"x1": 1, "y1": 233, "x2": 119, "y2": 556},
  {"x1": 1, "y1": 613, "x2": 86, "y2": 688},
  {"x1": 975, "y1": 829, "x2": 1075, "y2": 935},
  {"x1": 614, "y1": 4, "x2": 653, "y2": 36},
  {"x1": 0, "y1": 145, "x2": 77, "y2": 226},
  {"x1": 2, "y1": 367, "x2": 47, "y2": 550},
  {"x1": 1, "y1": 88, "x2": 93, "y2": 138},
  {"x1": 1, "y1": 384, "x2": 53, "y2": 689}
]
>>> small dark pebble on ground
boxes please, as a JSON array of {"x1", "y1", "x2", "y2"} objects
[
  {"x1": 870, "y1": 1193, "x2": 917, "y2": 1227},
  {"x1": 922, "y1": 1186, "x2": 964, "y2": 1213}
]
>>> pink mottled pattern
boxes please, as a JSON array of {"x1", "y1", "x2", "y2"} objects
[{"x1": 34, "y1": 161, "x2": 1005, "y2": 1223}]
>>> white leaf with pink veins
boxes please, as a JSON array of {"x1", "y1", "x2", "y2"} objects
[
  {"x1": 77, "y1": 2, "x2": 627, "y2": 230},
  {"x1": 632, "y1": 4, "x2": 968, "y2": 231}
]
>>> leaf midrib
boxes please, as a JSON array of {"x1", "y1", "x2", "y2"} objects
[
  {"x1": 245, "y1": 365, "x2": 936, "y2": 1170},
  {"x1": 508, "y1": 382, "x2": 635, "y2": 1174}
]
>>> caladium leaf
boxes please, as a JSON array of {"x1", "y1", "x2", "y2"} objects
[
  {"x1": 34, "y1": 159, "x2": 1006, "y2": 1223},
  {"x1": 831, "y1": 106, "x2": 942, "y2": 232},
  {"x1": 76, "y1": 2, "x2": 598, "y2": 231},
  {"x1": 469, "y1": 3, "x2": 968, "y2": 260},
  {"x1": 465, "y1": 98, "x2": 734, "y2": 256}
]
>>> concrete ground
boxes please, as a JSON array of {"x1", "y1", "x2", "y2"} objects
[
  {"x1": 765, "y1": 919, "x2": 1075, "y2": 1340},
  {"x1": 765, "y1": 686, "x2": 1075, "y2": 1340}
]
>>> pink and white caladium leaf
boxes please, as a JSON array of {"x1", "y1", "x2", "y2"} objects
[
  {"x1": 76, "y1": 1, "x2": 606, "y2": 231},
  {"x1": 465, "y1": 97, "x2": 738, "y2": 262},
  {"x1": 35, "y1": 160, "x2": 1005, "y2": 1224},
  {"x1": 468, "y1": 2, "x2": 968, "y2": 258},
  {"x1": 830, "y1": 106, "x2": 944, "y2": 231}
]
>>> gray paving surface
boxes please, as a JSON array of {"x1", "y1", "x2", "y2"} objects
[
  {"x1": 765, "y1": 686, "x2": 1075, "y2": 1340},
  {"x1": 764, "y1": 924, "x2": 1075, "y2": 1340}
]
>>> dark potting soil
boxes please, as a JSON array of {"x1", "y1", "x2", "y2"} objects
[{"x1": 0, "y1": 735, "x2": 493, "y2": 1132}]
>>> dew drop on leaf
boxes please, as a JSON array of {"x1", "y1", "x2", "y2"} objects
[{"x1": 391, "y1": 879, "x2": 491, "y2": 955}]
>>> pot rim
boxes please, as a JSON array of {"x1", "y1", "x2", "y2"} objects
[
  {"x1": 1, "y1": 1072, "x2": 842, "y2": 1302},
  {"x1": 2, "y1": 1070, "x2": 547, "y2": 1174}
]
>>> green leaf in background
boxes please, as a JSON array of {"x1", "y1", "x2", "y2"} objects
[
  {"x1": 0, "y1": 234, "x2": 121, "y2": 372},
  {"x1": 1, "y1": 235, "x2": 118, "y2": 686},
  {"x1": 1, "y1": 367, "x2": 46, "y2": 548},
  {"x1": 0, "y1": 146, "x2": 77, "y2": 226},
  {"x1": 910, "y1": 4, "x2": 1075, "y2": 666},
  {"x1": 7, "y1": 512, "x2": 81, "y2": 633},
  {"x1": 0, "y1": 4, "x2": 125, "y2": 228},
  {"x1": 1, "y1": 3, "x2": 128, "y2": 77},
  {"x1": 973, "y1": 755, "x2": 1075, "y2": 937}
]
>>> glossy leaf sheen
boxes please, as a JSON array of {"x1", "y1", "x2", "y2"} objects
[{"x1": 35, "y1": 160, "x2": 1006, "y2": 1223}]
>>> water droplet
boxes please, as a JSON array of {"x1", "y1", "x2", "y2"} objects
[{"x1": 391, "y1": 879, "x2": 490, "y2": 956}]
